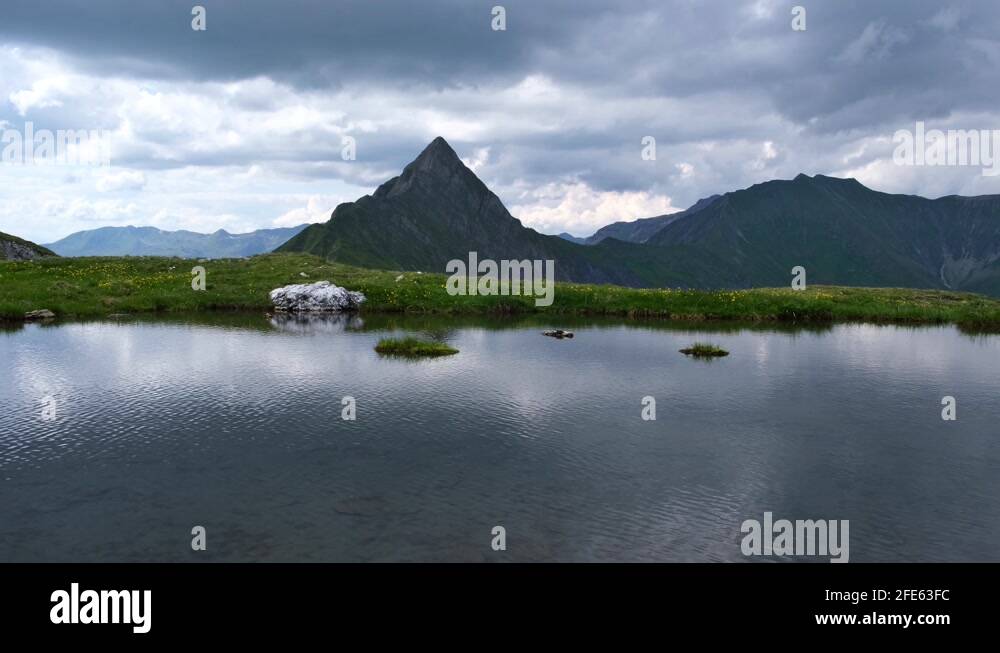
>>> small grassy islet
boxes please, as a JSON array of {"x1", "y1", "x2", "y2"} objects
[
  {"x1": 679, "y1": 343, "x2": 730, "y2": 357},
  {"x1": 374, "y1": 337, "x2": 458, "y2": 357}
]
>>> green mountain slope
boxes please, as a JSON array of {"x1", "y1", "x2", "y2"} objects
[
  {"x1": 647, "y1": 174, "x2": 1000, "y2": 293},
  {"x1": 278, "y1": 137, "x2": 1000, "y2": 296}
]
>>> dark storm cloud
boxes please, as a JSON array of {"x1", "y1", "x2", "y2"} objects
[
  {"x1": 2, "y1": 0, "x2": 1000, "y2": 239},
  {"x1": 0, "y1": 0, "x2": 610, "y2": 88},
  {"x1": 3, "y1": 0, "x2": 995, "y2": 129}
]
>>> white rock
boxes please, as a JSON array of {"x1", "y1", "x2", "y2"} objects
[
  {"x1": 24, "y1": 309, "x2": 56, "y2": 320},
  {"x1": 269, "y1": 281, "x2": 365, "y2": 312}
]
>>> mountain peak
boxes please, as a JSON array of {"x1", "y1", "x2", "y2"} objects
[
  {"x1": 409, "y1": 136, "x2": 464, "y2": 173},
  {"x1": 426, "y1": 135, "x2": 453, "y2": 152},
  {"x1": 372, "y1": 136, "x2": 480, "y2": 200}
]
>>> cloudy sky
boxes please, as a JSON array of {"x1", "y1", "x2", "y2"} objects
[{"x1": 1, "y1": 0, "x2": 998, "y2": 243}]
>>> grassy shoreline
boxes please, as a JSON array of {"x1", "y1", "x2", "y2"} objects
[{"x1": 3, "y1": 253, "x2": 1000, "y2": 328}]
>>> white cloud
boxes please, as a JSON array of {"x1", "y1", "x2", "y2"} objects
[
  {"x1": 95, "y1": 170, "x2": 146, "y2": 192},
  {"x1": 461, "y1": 147, "x2": 490, "y2": 173},
  {"x1": 273, "y1": 195, "x2": 338, "y2": 227},
  {"x1": 510, "y1": 182, "x2": 678, "y2": 236},
  {"x1": 751, "y1": 140, "x2": 779, "y2": 171}
]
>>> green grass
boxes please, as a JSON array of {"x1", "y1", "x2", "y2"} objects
[
  {"x1": 3, "y1": 253, "x2": 1000, "y2": 329},
  {"x1": 679, "y1": 342, "x2": 729, "y2": 357},
  {"x1": 374, "y1": 337, "x2": 458, "y2": 357}
]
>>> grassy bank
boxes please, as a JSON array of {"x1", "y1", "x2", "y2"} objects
[{"x1": 3, "y1": 253, "x2": 1000, "y2": 328}]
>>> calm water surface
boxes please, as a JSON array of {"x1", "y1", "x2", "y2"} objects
[{"x1": 1, "y1": 314, "x2": 998, "y2": 562}]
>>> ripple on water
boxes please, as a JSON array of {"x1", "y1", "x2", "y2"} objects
[{"x1": 1, "y1": 318, "x2": 999, "y2": 561}]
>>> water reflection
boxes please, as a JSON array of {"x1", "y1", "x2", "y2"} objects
[
  {"x1": 1, "y1": 314, "x2": 998, "y2": 562},
  {"x1": 268, "y1": 312, "x2": 365, "y2": 334}
]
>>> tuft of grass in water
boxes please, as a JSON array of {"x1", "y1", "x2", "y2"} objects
[
  {"x1": 4, "y1": 253, "x2": 1000, "y2": 329},
  {"x1": 679, "y1": 342, "x2": 729, "y2": 357},
  {"x1": 374, "y1": 336, "x2": 458, "y2": 357}
]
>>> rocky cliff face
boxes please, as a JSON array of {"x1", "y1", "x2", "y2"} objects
[{"x1": 0, "y1": 232, "x2": 57, "y2": 261}]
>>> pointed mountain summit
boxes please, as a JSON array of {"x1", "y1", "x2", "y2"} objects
[
  {"x1": 277, "y1": 137, "x2": 650, "y2": 283},
  {"x1": 405, "y1": 136, "x2": 466, "y2": 176},
  {"x1": 370, "y1": 136, "x2": 493, "y2": 206}
]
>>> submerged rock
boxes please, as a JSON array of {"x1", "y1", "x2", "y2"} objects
[
  {"x1": 269, "y1": 280, "x2": 365, "y2": 312},
  {"x1": 542, "y1": 329, "x2": 574, "y2": 339},
  {"x1": 24, "y1": 309, "x2": 56, "y2": 321}
]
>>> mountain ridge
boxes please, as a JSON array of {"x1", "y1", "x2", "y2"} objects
[
  {"x1": 278, "y1": 137, "x2": 1000, "y2": 296},
  {"x1": 45, "y1": 224, "x2": 310, "y2": 258},
  {"x1": 647, "y1": 173, "x2": 1000, "y2": 295}
]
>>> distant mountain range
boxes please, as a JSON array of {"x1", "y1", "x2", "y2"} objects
[
  {"x1": 1, "y1": 231, "x2": 56, "y2": 261},
  {"x1": 44, "y1": 224, "x2": 309, "y2": 258},
  {"x1": 555, "y1": 232, "x2": 587, "y2": 245},
  {"x1": 563, "y1": 195, "x2": 722, "y2": 245},
  {"x1": 280, "y1": 137, "x2": 1000, "y2": 296},
  {"x1": 10, "y1": 136, "x2": 1000, "y2": 296}
]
